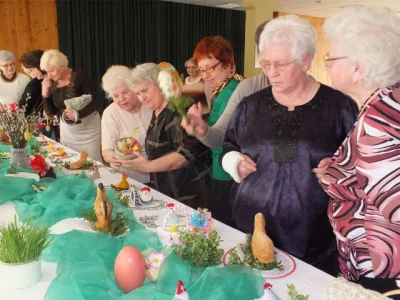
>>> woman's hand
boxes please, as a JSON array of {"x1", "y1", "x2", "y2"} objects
[
  {"x1": 64, "y1": 109, "x2": 76, "y2": 121},
  {"x1": 181, "y1": 102, "x2": 208, "y2": 138},
  {"x1": 312, "y1": 157, "x2": 331, "y2": 180},
  {"x1": 238, "y1": 154, "x2": 257, "y2": 179},
  {"x1": 41, "y1": 78, "x2": 53, "y2": 98},
  {"x1": 116, "y1": 152, "x2": 152, "y2": 173},
  {"x1": 110, "y1": 155, "x2": 122, "y2": 169}
]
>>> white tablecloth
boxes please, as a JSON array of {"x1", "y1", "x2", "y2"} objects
[{"x1": 0, "y1": 136, "x2": 333, "y2": 299}]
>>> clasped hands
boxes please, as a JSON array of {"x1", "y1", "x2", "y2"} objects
[{"x1": 111, "y1": 151, "x2": 151, "y2": 173}]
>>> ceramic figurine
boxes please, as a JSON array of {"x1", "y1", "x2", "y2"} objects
[
  {"x1": 188, "y1": 208, "x2": 212, "y2": 235},
  {"x1": 70, "y1": 151, "x2": 88, "y2": 170},
  {"x1": 146, "y1": 251, "x2": 166, "y2": 281},
  {"x1": 94, "y1": 183, "x2": 112, "y2": 230},
  {"x1": 252, "y1": 213, "x2": 274, "y2": 264},
  {"x1": 111, "y1": 173, "x2": 130, "y2": 191},
  {"x1": 255, "y1": 283, "x2": 276, "y2": 300},
  {"x1": 47, "y1": 141, "x2": 55, "y2": 151},
  {"x1": 173, "y1": 280, "x2": 190, "y2": 300},
  {"x1": 90, "y1": 164, "x2": 100, "y2": 180}
]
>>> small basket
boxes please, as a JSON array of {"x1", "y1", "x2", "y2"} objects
[{"x1": 114, "y1": 137, "x2": 142, "y2": 160}]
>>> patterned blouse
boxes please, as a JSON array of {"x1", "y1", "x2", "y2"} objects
[{"x1": 321, "y1": 84, "x2": 400, "y2": 281}]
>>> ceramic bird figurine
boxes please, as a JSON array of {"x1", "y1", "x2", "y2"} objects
[
  {"x1": 94, "y1": 183, "x2": 112, "y2": 230},
  {"x1": 90, "y1": 164, "x2": 100, "y2": 180},
  {"x1": 255, "y1": 282, "x2": 276, "y2": 300},
  {"x1": 70, "y1": 151, "x2": 88, "y2": 170},
  {"x1": 173, "y1": 280, "x2": 190, "y2": 300},
  {"x1": 111, "y1": 173, "x2": 130, "y2": 191},
  {"x1": 251, "y1": 213, "x2": 275, "y2": 264},
  {"x1": 47, "y1": 141, "x2": 55, "y2": 151}
]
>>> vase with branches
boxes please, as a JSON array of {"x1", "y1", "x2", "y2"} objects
[{"x1": 0, "y1": 104, "x2": 42, "y2": 168}]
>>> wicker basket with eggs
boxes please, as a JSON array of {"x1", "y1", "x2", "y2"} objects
[{"x1": 115, "y1": 137, "x2": 143, "y2": 160}]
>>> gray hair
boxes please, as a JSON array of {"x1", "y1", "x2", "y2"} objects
[
  {"x1": 40, "y1": 49, "x2": 68, "y2": 71},
  {"x1": 102, "y1": 65, "x2": 131, "y2": 98},
  {"x1": 0, "y1": 50, "x2": 15, "y2": 62},
  {"x1": 324, "y1": 6, "x2": 400, "y2": 88},
  {"x1": 128, "y1": 63, "x2": 160, "y2": 87},
  {"x1": 259, "y1": 15, "x2": 316, "y2": 62}
]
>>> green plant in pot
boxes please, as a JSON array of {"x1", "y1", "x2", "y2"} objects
[{"x1": 0, "y1": 216, "x2": 52, "y2": 289}]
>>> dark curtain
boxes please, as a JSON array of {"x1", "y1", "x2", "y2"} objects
[{"x1": 56, "y1": 0, "x2": 246, "y2": 109}]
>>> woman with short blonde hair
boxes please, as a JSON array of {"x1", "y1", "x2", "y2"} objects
[{"x1": 41, "y1": 49, "x2": 102, "y2": 161}]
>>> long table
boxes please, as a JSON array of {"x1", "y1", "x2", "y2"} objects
[{"x1": 0, "y1": 137, "x2": 333, "y2": 299}]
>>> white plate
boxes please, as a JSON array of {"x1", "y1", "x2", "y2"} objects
[{"x1": 222, "y1": 246, "x2": 296, "y2": 279}]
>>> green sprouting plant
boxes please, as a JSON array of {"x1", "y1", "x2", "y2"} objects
[
  {"x1": 167, "y1": 95, "x2": 193, "y2": 120},
  {"x1": 227, "y1": 247, "x2": 243, "y2": 265},
  {"x1": 116, "y1": 192, "x2": 130, "y2": 207},
  {"x1": 287, "y1": 284, "x2": 309, "y2": 300},
  {"x1": 81, "y1": 160, "x2": 94, "y2": 170},
  {"x1": 0, "y1": 216, "x2": 52, "y2": 264},
  {"x1": 63, "y1": 161, "x2": 71, "y2": 169},
  {"x1": 172, "y1": 229, "x2": 224, "y2": 267}
]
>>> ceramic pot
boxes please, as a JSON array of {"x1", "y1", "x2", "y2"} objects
[
  {"x1": 0, "y1": 257, "x2": 41, "y2": 289},
  {"x1": 10, "y1": 147, "x2": 30, "y2": 169}
]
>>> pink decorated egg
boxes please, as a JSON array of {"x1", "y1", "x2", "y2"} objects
[{"x1": 114, "y1": 246, "x2": 146, "y2": 292}]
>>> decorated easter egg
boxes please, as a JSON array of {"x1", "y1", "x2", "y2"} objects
[
  {"x1": 24, "y1": 131, "x2": 32, "y2": 141},
  {"x1": 114, "y1": 246, "x2": 146, "y2": 293}
]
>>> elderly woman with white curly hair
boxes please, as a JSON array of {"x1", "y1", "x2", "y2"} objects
[
  {"x1": 314, "y1": 7, "x2": 400, "y2": 294},
  {"x1": 101, "y1": 65, "x2": 153, "y2": 183},
  {"x1": 220, "y1": 15, "x2": 358, "y2": 274},
  {"x1": 40, "y1": 49, "x2": 102, "y2": 161},
  {"x1": 0, "y1": 50, "x2": 30, "y2": 105},
  {"x1": 115, "y1": 63, "x2": 211, "y2": 209}
]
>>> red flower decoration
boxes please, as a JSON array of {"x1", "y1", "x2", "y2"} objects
[
  {"x1": 167, "y1": 203, "x2": 175, "y2": 208},
  {"x1": 30, "y1": 155, "x2": 47, "y2": 172}
]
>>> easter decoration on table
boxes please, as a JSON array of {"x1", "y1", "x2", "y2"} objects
[
  {"x1": 90, "y1": 163, "x2": 100, "y2": 180},
  {"x1": 30, "y1": 155, "x2": 57, "y2": 179},
  {"x1": 168, "y1": 206, "x2": 224, "y2": 268},
  {"x1": 223, "y1": 213, "x2": 297, "y2": 280},
  {"x1": 81, "y1": 183, "x2": 128, "y2": 236},
  {"x1": 252, "y1": 213, "x2": 275, "y2": 264},
  {"x1": 157, "y1": 203, "x2": 189, "y2": 246},
  {"x1": 130, "y1": 186, "x2": 153, "y2": 206},
  {"x1": 255, "y1": 282, "x2": 277, "y2": 300},
  {"x1": 47, "y1": 142, "x2": 55, "y2": 151},
  {"x1": 173, "y1": 280, "x2": 190, "y2": 300},
  {"x1": 62, "y1": 151, "x2": 94, "y2": 172},
  {"x1": 114, "y1": 246, "x2": 147, "y2": 293},
  {"x1": 111, "y1": 173, "x2": 130, "y2": 191}
]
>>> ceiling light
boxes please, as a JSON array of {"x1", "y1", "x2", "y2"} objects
[{"x1": 216, "y1": 3, "x2": 243, "y2": 9}]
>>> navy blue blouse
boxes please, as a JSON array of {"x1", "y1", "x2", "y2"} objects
[{"x1": 222, "y1": 84, "x2": 358, "y2": 264}]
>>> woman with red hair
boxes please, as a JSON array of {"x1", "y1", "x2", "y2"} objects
[{"x1": 189, "y1": 36, "x2": 243, "y2": 225}]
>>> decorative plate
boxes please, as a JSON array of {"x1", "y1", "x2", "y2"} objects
[
  {"x1": 222, "y1": 247, "x2": 296, "y2": 279},
  {"x1": 130, "y1": 199, "x2": 167, "y2": 210},
  {"x1": 0, "y1": 151, "x2": 11, "y2": 159}
]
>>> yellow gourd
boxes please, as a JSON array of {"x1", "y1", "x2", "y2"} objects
[{"x1": 251, "y1": 213, "x2": 275, "y2": 264}]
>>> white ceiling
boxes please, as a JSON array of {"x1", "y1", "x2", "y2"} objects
[{"x1": 163, "y1": 0, "x2": 400, "y2": 18}]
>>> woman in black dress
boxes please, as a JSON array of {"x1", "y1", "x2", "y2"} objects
[
  {"x1": 19, "y1": 50, "x2": 59, "y2": 140},
  {"x1": 116, "y1": 63, "x2": 211, "y2": 209}
]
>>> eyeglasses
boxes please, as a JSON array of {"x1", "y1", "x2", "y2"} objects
[
  {"x1": 323, "y1": 54, "x2": 347, "y2": 68},
  {"x1": 0, "y1": 62, "x2": 15, "y2": 68},
  {"x1": 260, "y1": 60, "x2": 296, "y2": 72},
  {"x1": 198, "y1": 61, "x2": 221, "y2": 76}
]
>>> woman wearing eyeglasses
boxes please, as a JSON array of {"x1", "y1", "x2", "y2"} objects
[
  {"x1": 220, "y1": 15, "x2": 358, "y2": 275},
  {"x1": 314, "y1": 7, "x2": 400, "y2": 294},
  {"x1": 0, "y1": 50, "x2": 30, "y2": 106},
  {"x1": 189, "y1": 36, "x2": 243, "y2": 226}
]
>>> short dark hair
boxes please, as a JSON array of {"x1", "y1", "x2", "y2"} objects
[
  {"x1": 255, "y1": 21, "x2": 269, "y2": 53},
  {"x1": 20, "y1": 50, "x2": 45, "y2": 73}
]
